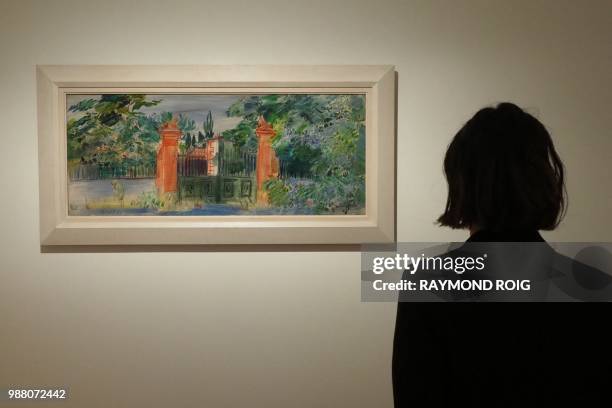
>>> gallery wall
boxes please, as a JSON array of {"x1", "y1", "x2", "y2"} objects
[{"x1": 1, "y1": 0, "x2": 611, "y2": 406}]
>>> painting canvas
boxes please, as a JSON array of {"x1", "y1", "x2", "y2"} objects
[{"x1": 66, "y1": 93, "x2": 366, "y2": 216}]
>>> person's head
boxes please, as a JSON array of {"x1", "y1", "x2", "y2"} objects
[{"x1": 438, "y1": 102, "x2": 566, "y2": 232}]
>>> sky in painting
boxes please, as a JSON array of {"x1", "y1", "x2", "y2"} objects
[{"x1": 66, "y1": 94, "x2": 244, "y2": 133}]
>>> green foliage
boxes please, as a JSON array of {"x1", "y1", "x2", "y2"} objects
[
  {"x1": 177, "y1": 113, "x2": 197, "y2": 150},
  {"x1": 131, "y1": 191, "x2": 164, "y2": 209},
  {"x1": 222, "y1": 121, "x2": 254, "y2": 149},
  {"x1": 184, "y1": 132, "x2": 192, "y2": 150},
  {"x1": 159, "y1": 111, "x2": 173, "y2": 124},
  {"x1": 266, "y1": 175, "x2": 364, "y2": 215},
  {"x1": 265, "y1": 179, "x2": 290, "y2": 207},
  {"x1": 226, "y1": 94, "x2": 366, "y2": 213},
  {"x1": 203, "y1": 110, "x2": 214, "y2": 139},
  {"x1": 67, "y1": 95, "x2": 161, "y2": 167},
  {"x1": 178, "y1": 113, "x2": 196, "y2": 133},
  {"x1": 312, "y1": 125, "x2": 365, "y2": 178},
  {"x1": 275, "y1": 140, "x2": 321, "y2": 177}
]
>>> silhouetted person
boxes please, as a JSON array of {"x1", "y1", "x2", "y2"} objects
[{"x1": 393, "y1": 103, "x2": 611, "y2": 407}]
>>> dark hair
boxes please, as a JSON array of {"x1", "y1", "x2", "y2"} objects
[{"x1": 438, "y1": 102, "x2": 566, "y2": 231}]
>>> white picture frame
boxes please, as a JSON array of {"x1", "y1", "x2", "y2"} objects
[{"x1": 37, "y1": 65, "x2": 396, "y2": 247}]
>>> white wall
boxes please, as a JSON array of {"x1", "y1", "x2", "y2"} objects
[{"x1": 1, "y1": 0, "x2": 610, "y2": 406}]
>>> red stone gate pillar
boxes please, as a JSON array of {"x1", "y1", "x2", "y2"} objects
[
  {"x1": 156, "y1": 118, "x2": 181, "y2": 195},
  {"x1": 255, "y1": 116, "x2": 279, "y2": 204}
]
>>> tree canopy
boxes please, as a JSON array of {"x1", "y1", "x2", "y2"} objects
[
  {"x1": 66, "y1": 95, "x2": 207, "y2": 165},
  {"x1": 224, "y1": 94, "x2": 366, "y2": 214},
  {"x1": 67, "y1": 94, "x2": 162, "y2": 166}
]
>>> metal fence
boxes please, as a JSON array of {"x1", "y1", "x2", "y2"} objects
[
  {"x1": 69, "y1": 163, "x2": 155, "y2": 181},
  {"x1": 177, "y1": 156, "x2": 207, "y2": 177},
  {"x1": 219, "y1": 145, "x2": 257, "y2": 176},
  {"x1": 217, "y1": 145, "x2": 305, "y2": 179},
  {"x1": 68, "y1": 144, "x2": 308, "y2": 182}
]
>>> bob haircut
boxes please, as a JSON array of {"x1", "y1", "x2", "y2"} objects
[{"x1": 438, "y1": 102, "x2": 566, "y2": 232}]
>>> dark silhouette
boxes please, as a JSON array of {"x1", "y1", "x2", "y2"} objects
[
  {"x1": 438, "y1": 102, "x2": 565, "y2": 232},
  {"x1": 393, "y1": 103, "x2": 611, "y2": 407}
]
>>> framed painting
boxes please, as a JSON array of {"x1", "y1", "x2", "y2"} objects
[{"x1": 37, "y1": 65, "x2": 395, "y2": 246}]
